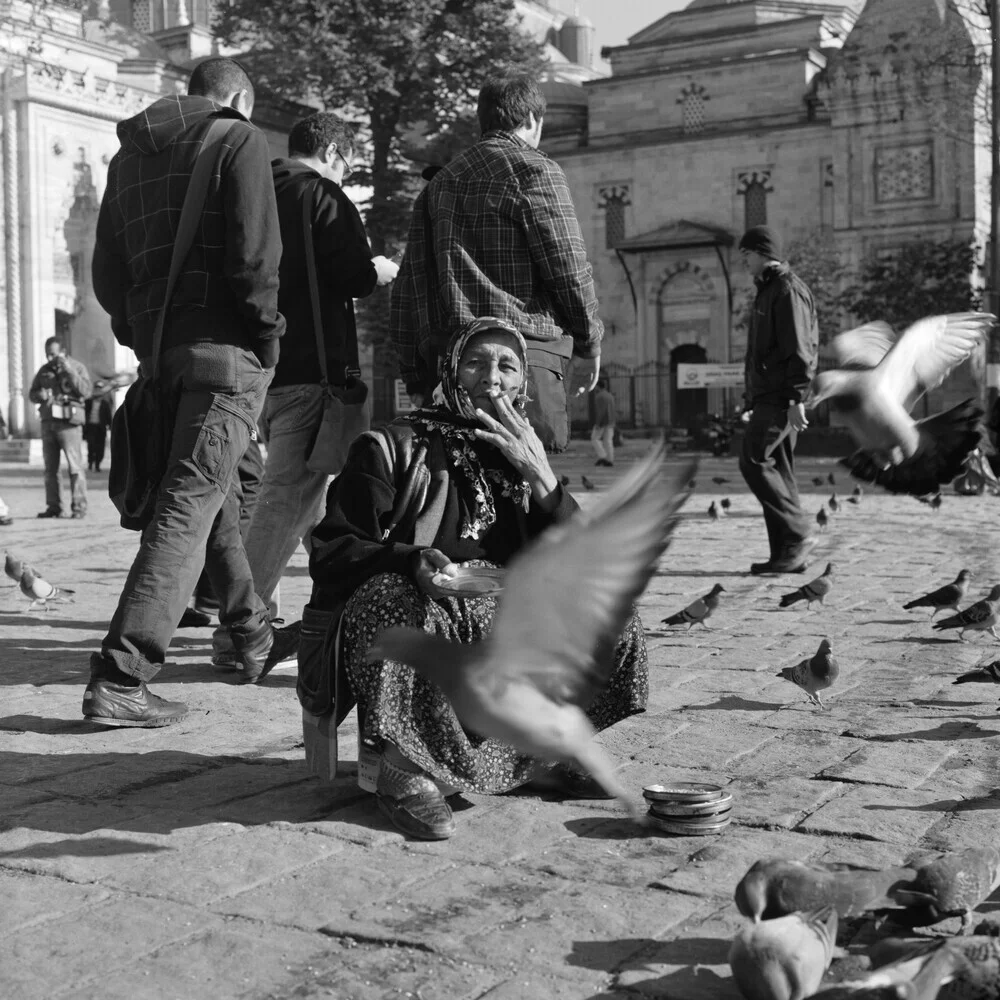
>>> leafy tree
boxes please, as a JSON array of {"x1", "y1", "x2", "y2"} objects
[
  {"x1": 785, "y1": 229, "x2": 849, "y2": 347},
  {"x1": 841, "y1": 238, "x2": 982, "y2": 330}
]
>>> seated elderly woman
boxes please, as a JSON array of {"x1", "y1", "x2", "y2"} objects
[{"x1": 308, "y1": 318, "x2": 648, "y2": 841}]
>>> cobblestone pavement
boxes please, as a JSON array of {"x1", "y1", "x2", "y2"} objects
[{"x1": 3, "y1": 440, "x2": 1000, "y2": 1000}]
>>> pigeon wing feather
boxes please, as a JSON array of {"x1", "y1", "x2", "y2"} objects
[
  {"x1": 831, "y1": 321, "x2": 897, "y2": 370},
  {"x1": 488, "y1": 444, "x2": 695, "y2": 708}
]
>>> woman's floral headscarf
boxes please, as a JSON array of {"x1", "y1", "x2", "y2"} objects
[{"x1": 408, "y1": 317, "x2": 532, "y2": 539}]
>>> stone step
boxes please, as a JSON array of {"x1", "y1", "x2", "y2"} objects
[{"x1": 0, "y1": 438, "x2": 42, "y2": 464}]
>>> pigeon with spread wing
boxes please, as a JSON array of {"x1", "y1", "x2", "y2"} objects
[
  {"x1": 369, "y1": 441, "x2": 697, "y2": 822},
  {"x1": 806, "y1": 313, "x2": 994, "y2": 496}
]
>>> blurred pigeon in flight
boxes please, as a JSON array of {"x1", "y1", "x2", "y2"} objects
[
  {"x1": 806, "y1": 313, "x2": 994, "y2": 496},
  {"x1": 369, "y1": 442, "x2": 697, "y2": 821},
  {"x1": 931, "y1": 585, "x2": 1000, "y2": 640},
  {"x1": 662, "y1": 583, "x2": 725, "y2": 630},
  {"x1": 777, "y1": 639, "x2": 839, "y2": 710},
  {"x1": 903, "y1": 569, "x2": 971, "y2": 619}
]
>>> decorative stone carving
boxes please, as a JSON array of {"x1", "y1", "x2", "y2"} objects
[
  {"x1": 874, "y1": 142, "x2": 934, "y2": 202},
  {"x1": 597, "y1": 184, "x2": 632, "y2": 209}
]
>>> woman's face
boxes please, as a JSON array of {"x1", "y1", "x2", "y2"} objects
[{"x1": 457, "y1": 331, "x2": 524, "y2": 416}]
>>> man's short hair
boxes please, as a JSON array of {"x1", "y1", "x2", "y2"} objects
[
  {"x1": 188, "y1": 57, "x2": 255, "y2": 104},
  {"x1": 477, "y1": 74, "x2": 546, "y2": 134},
  {"x1": 288, "y1": 112, "x2": 356, "y2": 160},
  {"x1": 44, "y1": 337, "x2": 63, "y2": 353}
]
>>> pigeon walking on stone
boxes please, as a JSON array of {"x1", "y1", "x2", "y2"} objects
[
  {"x1": 661, "y1": 583, "x2": 725, "y2": 631},
  {"x1": 368, "y1": 443, "x2": 697, "y2": 822},
  {"x1": 954, "y1": 660, "x2": 1000, "y2": 685},
  {"x1": 721, "y1": 498, "x2": 731, "y2": 511},
  {"x1": 903, "y1": 569, "x2": 971, "y2": 620},
  {"x1": 829, "y1": 493, "x2": 840, "y2": 513},
  {"x1": 4, "y1": 550, "x2": 24, "y2": 584},
  {"x1": 828, "y1": 473, "x2": 837, "y2": 486},
  {"x1": 735, "y1": 857, "x2": 918, "y2": 923},
  {"x1": 816, "y1": 508, "x2": 829, "y2": 532},
  {"x1": 806, "y1": 313, "x2": 994, "y2": 496},
  {"x1": 581, "y1": 475, "x2": 595, "y2": 491},
  {"x1": 776, "y1": 639, "x2": 840, "y2": 710},
  {"x1": 813, "y1": 477, "x2": 825, "y2": 487},
  {"x1": 929, "y1": 493, "x2": 943, "y2": 510},
  {"x1": 713, "y1": 477, "x2": 729, "y2": 485},
  {"x1": 779, "y1": 563, "x2": 835, "y2": 609},
  {"x1": 708, "y1": 501, "x2": 721, "y2": 520},
  {"x1": 931, "y1": 585, "x2": 1000, "y2": 641},
  {"x1": 729, "y1": 905, "x2": 838, "y2": 1000},
  {"x1": 890, "y1": 847, "x2": 1000, "y2": 933},
  {"x1": 19, "y1": 564, "x2": 75, "y2": 610}
]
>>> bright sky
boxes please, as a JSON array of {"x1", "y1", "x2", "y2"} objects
[{"x1": 575, "y1": 0, "x2": 689, "y2": 50}]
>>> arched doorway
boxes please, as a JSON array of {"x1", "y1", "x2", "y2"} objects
[{"x1": 670, "y1": 343, "x2": 708, "y2": 430}]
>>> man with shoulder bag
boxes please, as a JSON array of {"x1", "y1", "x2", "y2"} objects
[
  {"x1": 29, "y1": 337, "x2": 92, "y2": 519},
  {"x1": 242, "y1": 111, "x2": 397, "y2": 644},
  {"x1": 88, "y1": 57, "x2": 285, "y2": 726}
]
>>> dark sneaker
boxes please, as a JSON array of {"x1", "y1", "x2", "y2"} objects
[
  {"x1": 36, "y1": 509, "x2": 61, "y2": 519},
  {"x1": 82, "y1": 678, "x2": 188, "y2": 728},
  {"x1": 213, "y1": 618, "x2": 274, "y2": 683},
  {"x1": 264, "y1": 621, "x2": 301, "y2": 672},
  {"x1": 376, "y1": 758, "x2": 455, "y2": 840}
]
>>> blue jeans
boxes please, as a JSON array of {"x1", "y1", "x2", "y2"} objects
[
  {"x1": 95, "y1": 344, "x2": 272, "y2": 682},
  {"x1": 243, "y1": 383, "x2": 329, "y2": 617},
  {"x1": 41, "y1": 421, "x2": 87, "y2": 515}
]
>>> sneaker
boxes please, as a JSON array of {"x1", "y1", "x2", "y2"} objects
[
  {"x1": 376, "y1": 757, "x2": 455, "y2": 840},
  {"x1": 264, "y1": 620, "x2": 301, "y2": 672},
  {"x1": 213, "y1": 618, "x2": 274, "y2": 684},
  {"x1": 751, "y1": 536, "x2": 817, "y2": 575},
  {"x1": 36, "y1": 509, "x2": 61, "y2": 519},
  {"x1": 82, "y1": 678, "x2": 188, "y2": 728}
]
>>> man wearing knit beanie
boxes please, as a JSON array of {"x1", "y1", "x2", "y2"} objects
[{"x1": 738, "y1": 225, "x2": 819, "y2": 574}]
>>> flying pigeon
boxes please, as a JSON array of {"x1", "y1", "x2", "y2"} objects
[
  {"x1": 931, "y1": 585, "x2": 1000, "y2": 640},
  {"x1": 4, "y1": 550, "x2": 24, "y2": 583},
  {"x1": 829, "y1": 492, "x2": 840, "y2": 513},
  {"x1": 812, "y1": 477, "x2": 825, "y2": 487},
  {"x1": 19, "y1": 564, "x2": 75, "y2": 610},
  {"x1": 903, "y1": 569, "x2": 971, "y2": 619},
  {"x1": 661, "y1": 583, "x2": 725, "y2": 630},
  {"x1": 780, "y1": 563, "x2": 835, "y2": 609},
  {"x1": 367, "y1": 442, "x2": 697, "y2": 821},
  {"x1": 954, "y1": 660, "x2": 1000, "y2": 685},
  {"x1": 735, "y1": 857, "x2": 918, "y2": 923},
  {"x1": 713, "y1": 477, "x2": 729, "y2": 485},
  {"x1": 729, "y1": 905, "x2": 837, "y2": 1000},
  {"x1": 581, "y1": 475, "x2": 595, "y2": 491},
  {"x1": 816, "y1": 508, "x2": 829, "y2": 531},
  {"x1": 805, "y1": 313, "x2": 994, "y2": 496},
  {"x1": 810, "y1": 938, "x2": 964, "y2": 1000},
  {"x1": 720, "y1": 498, "x2": 731, "y2": 511},
  {"x1": 777, "y1": 638, "x2": 840, "y2": 709},
  {"x1": 708, "y1": 501, "x2": 721, "y2": 520},
  {"x1": 890, "y1": 846, "x2": 1000, "y2": 932}
]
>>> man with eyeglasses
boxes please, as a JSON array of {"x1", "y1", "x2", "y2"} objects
[{"x1": 241, "y1": 111, "x2": 398, "y2": 643}]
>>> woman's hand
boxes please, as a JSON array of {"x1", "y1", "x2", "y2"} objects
[
  {"x1": 473, "y1": 393, "x2": 559, "y2": 509},
  {"x1": 414, "y1": 548, "x2": 460, "y2": 599}
]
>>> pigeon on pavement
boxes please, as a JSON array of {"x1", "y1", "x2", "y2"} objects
[
  {"x1": 816, "y1": 508, "x2": 829, "y2": 531},
  {"x1": 777, "y1": 638, "x2": 840, "y2": 710},
  {"x1": 780, "y1": 563, "x2": 835, "y2": 609},
  {"x1": 890, "y1": 847, "x2": 1000, "y2": 932},
  {"x1": 4, "y1": 550, "x2": 24, "y2": 583},
  {"x1": 735, "y1": 857, "x2": 918, "y2": 922},
  {"x1": 903, "y1": 569, "x2": 971, "y2": 619},
  {"x1": 368, "y1": 442, "x2": 697, "y2": 822},
  {"x1": 713, "y1": 477, "x2": 729, "y2": 485},
  {"x1": 581, "y1": 475, "x2": 595, "y2": 491},
  {"x1": 853, "y1": 485, "x2": 863, "y2": 498},
  {"x1": 828, "y1": 472, "x2": 837, "y2": 486},
  {"x1": 729, "y1": 905, "x2": 838, "y2": 1000},
  {"x1": 721, "y1": 498, "x2": 731, "y2": 511},
  {"x1": 954, "y1": 660, "x2": 1000, "y2": 685},
  {"x1": 829, "y1": 493, "x2": 840, "y2": 513},
  {"x1": 931, "y1": 585, "x2": 1000, "y2": 641},
  {"x1": 929, "y1": 493, "x2": 943, "y2": 510},
  {"x1": 708, "y1": 501, "x2": 721, "y2": 520},
  {"x1": 846, "y1": 495, "x2": 861, "y2": 506},
  {"x1": 806, "y1": 313, "x2": 994, "y2": 496},
  {"x1": 661, "y1": 583, "x2": 725, "y2": 630},
  {"x1": 813, "y1": 477, "x2": 825, "y2": 487},
  {"x1": 19, "y1": 564, "x2": 75, "y2": 610}
]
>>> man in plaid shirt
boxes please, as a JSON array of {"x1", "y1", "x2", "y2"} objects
[{"x1": 391, "y1": 74, "x2": 602, "y2": 450}]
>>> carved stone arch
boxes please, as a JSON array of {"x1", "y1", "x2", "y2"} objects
[{"x1": 651, "y1": 260, "x2": 716, "y2": 306}]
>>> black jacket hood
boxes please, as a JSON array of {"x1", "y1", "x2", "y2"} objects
[
  {"x1": 116, "y1": 94, "x2": 246, "y2": 157},
  {"x1": 271, "y1": 157, "x2": 329, "y2": 196}
]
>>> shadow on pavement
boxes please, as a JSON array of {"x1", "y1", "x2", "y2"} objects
[
  {"x1": 0, "y1": 836, "x2": 171, "y2": 860},
  {"x1": 0, "y1": 614, "x2": 110, "y2": 630},
  {"x1": 870, "y1": 790, "x2": 1000, "y2": 813},
  {"x1": 864, "y1": 619, "x2": 919, "y2": 626},
  {"x1": 872, "y1": 636, "x2": 957, "y2": 646},
  {"x1": 865, "y1": 721, "x2": 1000, "y2": 742},
  {"x1": 653, "y1": 569, "x2": 753, "y2": 578},
  {"x1": 685, "y1": 695, "x2": 784, "y2": 712}
]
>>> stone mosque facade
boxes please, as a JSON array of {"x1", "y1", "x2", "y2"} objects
[{"x1": 0, "y1": 0, "x2": 988, "y2": 441}]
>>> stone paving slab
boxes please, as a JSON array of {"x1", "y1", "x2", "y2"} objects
[{"x1": 3, "y1": 447, "x2": 1000, "y2": 998}]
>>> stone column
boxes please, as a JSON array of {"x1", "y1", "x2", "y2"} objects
[{"x1": 3, "y1": 68, "x2": 24, "y2": 436}]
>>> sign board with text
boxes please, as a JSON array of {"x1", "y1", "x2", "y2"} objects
[
  {"x1": 676, "y1": 363, "x2": 744, "y2": 389},
  {"x1": 394, "y1": 380, "x2": 416, "y2": 413}
]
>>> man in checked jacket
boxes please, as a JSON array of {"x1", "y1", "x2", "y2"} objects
[{"x1": 390, "y1": 74, "x2": 602, "y2": 451}]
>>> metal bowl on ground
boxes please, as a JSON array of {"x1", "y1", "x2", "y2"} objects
[{"x1": 642, "y1": 782, "x2": 732, "y2": 836}]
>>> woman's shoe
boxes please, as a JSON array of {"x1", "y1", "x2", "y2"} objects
[{"x1": 376, "y1": 757, "x2": 455, "y2": 840}]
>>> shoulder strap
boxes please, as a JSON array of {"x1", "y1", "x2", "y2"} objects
[
  {"x1": 303, "y1": 182, "x2": 361, "y2": 387},
  {"x1": 150, "y1": 116, "x2": 238, "y2": 379}
]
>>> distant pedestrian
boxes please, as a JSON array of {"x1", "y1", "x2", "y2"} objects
[
  {"x1": 737, "y1": 226, "x2": 818, "y2": 575},
  {"x1": 28, "y1": 337, "x2": 91, "y2": 519},
  {"x1": 391, "y1": 72, "x2": 603, "y2": 452},
  {"x1": 83, "y1": 379, "x2": 115, "y2": 472},
  {"x1": 591, "y1": 376, "x2": 616, "y2": 467}
]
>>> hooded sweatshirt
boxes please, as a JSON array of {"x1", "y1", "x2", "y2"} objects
[
  {"x1": 270, "y1": 158, "x2": 378, "y2": 388},
  {"x1": 92, "y1": 95, "x2": 285, "y2": 366}
]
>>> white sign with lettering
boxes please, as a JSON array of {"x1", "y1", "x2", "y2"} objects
[{"x1": 676, "y1": 363, "x2": 744, "y2": 389}]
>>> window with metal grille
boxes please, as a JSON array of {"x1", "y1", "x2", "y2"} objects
[
  {"x1": 743, "y1": 180, "x2": 768, "y2": 229},
  {"x1": 131, "y1": 0, "x2": 150, "y2": 31},
  {"x1": 605, "y1": 198, "x2": 626, "y2": 249},
  {"x1": 681, "y1": 92, "x2": 706, "y2": 134}
]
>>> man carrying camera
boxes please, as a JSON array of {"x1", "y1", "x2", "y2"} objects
[{"x1": 28, "y1": 337, "x2": 92, "y2": 519}]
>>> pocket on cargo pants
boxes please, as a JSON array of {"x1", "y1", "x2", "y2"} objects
[{"x1": 191, "y1": 394, "x2": 257, "y2": 489}]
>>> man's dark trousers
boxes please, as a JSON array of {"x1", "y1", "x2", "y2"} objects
[
  {"x1": 94, "y1": 343, "x2": 272, "y2": 683},
  {"x1": 739, "y1": 402, "x2": 809, "y2": 560}
]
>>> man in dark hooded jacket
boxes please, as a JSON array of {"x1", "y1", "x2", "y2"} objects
[{"x1": 88, "y1": 57, "x2": 284, "y2": 727}]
